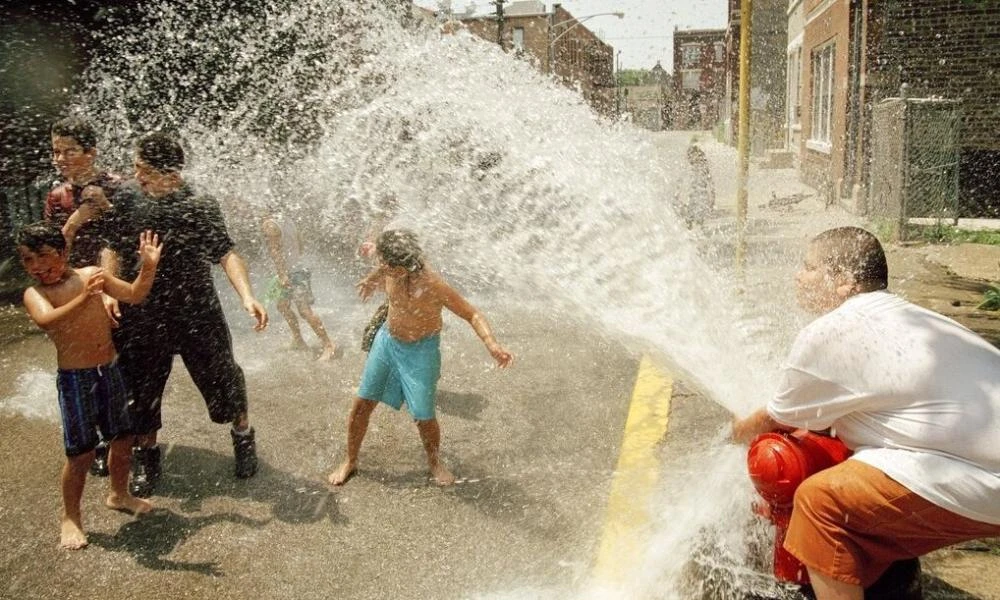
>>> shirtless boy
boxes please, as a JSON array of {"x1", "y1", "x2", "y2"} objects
[
  {"x1": 329, "y1": 229, "x2": 513, "y2": 486},
  {"x1": 17, "y1": 222, "x2": 162, "y2": 549}
]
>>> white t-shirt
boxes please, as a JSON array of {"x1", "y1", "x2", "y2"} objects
[{"x1": 767, "y1": 291, "x2": 1000, "y2": 525}]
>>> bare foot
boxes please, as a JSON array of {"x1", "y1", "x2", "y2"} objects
[
  {"x1": 430, "y1": 463, "x2": 455, "y2": 486},
  {"x1": 328, "y1": 461, "x2": 356, "y2": 486},
  {"x1": 286, "y1": 340, "x2": 309, "y2": 352},
  {"x1": 60, "y1": 517, "x2": 88, "y2": 550},
  {"x1": 316, "y1": 345, "x2": 336, "y2": 362},
  {"x1": 106, "y1": 492, "x2": 154, "y2": 515}
]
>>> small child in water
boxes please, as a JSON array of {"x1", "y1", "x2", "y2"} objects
[
  {"x1": 329, "y1": 229, "x2": 513, "y2": 486},
  {"x1": 16, "y1": 221, "x2": 162, "y2": 549}
]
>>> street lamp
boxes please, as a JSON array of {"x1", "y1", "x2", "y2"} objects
[{"x1": 548, "y1": 11, "x2": 624, "y2": 75}]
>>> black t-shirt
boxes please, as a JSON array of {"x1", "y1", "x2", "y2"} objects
[{"x1": 109, "y1": 182, "x2": 235, "y2": 309}]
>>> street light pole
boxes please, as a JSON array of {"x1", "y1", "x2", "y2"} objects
[{"x1": 735, "y1": 0, "x2": 752, "y2": 270}]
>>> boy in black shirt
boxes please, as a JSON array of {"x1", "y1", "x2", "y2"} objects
[{"x1": 104, "y1": 132, "x2": 268, "y2": 496}]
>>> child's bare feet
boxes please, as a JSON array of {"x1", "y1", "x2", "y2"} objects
[
  {"x1": 60, "y1": 517, "x2": 88, "y2": 550},
  {"x1": 316, "y1": 345, "x2": 336, "y2": 362},
  {"x1": 105, "y1": 492, "x2": 154, "y2": 515},
  {"x1": 430, "y1": 463, "x2": 455, "y2": 486},
  {"x1": 286, "y1": 339, "x2": 309, "y2": 352},
  {"x1": 328, "y1": 461, "x2": 356, "y2": 486}
]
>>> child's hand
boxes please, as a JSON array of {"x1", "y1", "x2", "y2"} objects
[
  {"x1": 137, "y1": 231, "x2": 163, "y2": 267},
  {"x1": 488, "y1": 344, "x2": 514, "y2": 369},
  {"x1": 85, "y1": 269, "x2": 106, "y2": 296},
  {"x1": 358, "y1": 241, "x2": 376, "y2": 258},
  {"x1": 356, "y1": 271, "x2": 382, "y2": 301}
]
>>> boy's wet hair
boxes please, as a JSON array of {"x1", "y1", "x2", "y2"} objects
[
  {"x1": 377, "y1": 229, "x2": 424, "y2": 273},
  {"x1": 136, "y1": 132, "x2": 185, "y2": 172},
  {"x1": 16, "y1": 221, "x2": 66, "y2": 253},
  {"x1": 812, "y1": 226, "x2": 888, "y2": 291},
  {"x1": 51, "y1": 117, "x2": 97, "y2": 151}
]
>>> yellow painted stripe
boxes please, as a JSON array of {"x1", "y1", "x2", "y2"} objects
[{"x1": 592, "y1": 355, "x2": 673, "y2": 581}]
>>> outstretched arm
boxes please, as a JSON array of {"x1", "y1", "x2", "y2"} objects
[
  {"x1": 101, "y1": 231, "x2": 162, "y2": 304},
  {"x1": 356, "y1": 266, "x2": 387, "y2": 301},
  {"x1": 437, "y1": 279, "x2": 513, "y2": 368},
  {"x1": 220, "y1": 250, "x2": 268, "y2": 331}
]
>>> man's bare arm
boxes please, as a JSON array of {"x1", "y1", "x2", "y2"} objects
[{"x1": 220, "y1": 250, "x2": 268, "y2": 331}]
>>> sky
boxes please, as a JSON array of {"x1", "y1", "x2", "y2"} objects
[{"x1": 413, "y1": 1, "x2": 730, "y2": 71}]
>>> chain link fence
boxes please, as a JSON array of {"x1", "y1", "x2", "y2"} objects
[{"x1": 868, "y1": 97, "x2": 961, "y2": 241}]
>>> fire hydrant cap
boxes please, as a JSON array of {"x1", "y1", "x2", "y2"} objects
[{"x1": 747, "y1": 433, "x2": 808, "y2": 505}]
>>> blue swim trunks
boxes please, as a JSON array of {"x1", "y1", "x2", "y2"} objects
[
  {"x1": 358, "y1": 325, "x2": 441, "y2": 421},
  {"x1": 56, "y1": 361, "x2": 133, "y2": 457}
]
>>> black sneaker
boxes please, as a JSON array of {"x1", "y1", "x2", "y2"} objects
[
  {"x1": 89, "y1": 443, "x2": 109, "y2": 477},
  {"x1": 130, "y1": 446, "x2": 161, "y2": 498},
  {"x1": 231, "y1": 427, "x2": 257, "y2": 479}
]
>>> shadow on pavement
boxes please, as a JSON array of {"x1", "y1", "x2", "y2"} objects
[
  {"x1": 436, "y1": 389, "x2": 487, "y2": 420},
  {"x1": 149, "y1": 444, "x2": 345, "y2": 525},
  {"x1": 87, "y1": 509, "x2": 268, "y2": 576}
]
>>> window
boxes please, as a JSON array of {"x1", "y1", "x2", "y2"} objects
[
  {"x1": 682, "y1": 69, "x2": 701, "y2": 91},
  {"x1": 513, "y1": 27, "x2": 524, "y2": 51},
  {"x1": 787, "y1": 46, "x2": 802, "y2": 128},
  {"x1": 714, "y1": 42, "x2": 725, "y2": 63},
  {"x1": 809, "y1": 42, "x2": 834, "y2": 150},
  {"x1": 682, "y1": 44, "x2": 701, "y2": 68}
]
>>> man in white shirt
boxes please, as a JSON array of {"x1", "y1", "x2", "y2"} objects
[{"x1": 733, "y1": 226, "x2": 1000, "y2": 600}]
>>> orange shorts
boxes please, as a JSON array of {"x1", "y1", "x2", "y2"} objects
[{"x1": 784, "y1": 459, "x2": 1000, "y2": 587}]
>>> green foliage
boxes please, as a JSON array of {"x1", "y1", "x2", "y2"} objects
[
  {"x1": 617, "y1": 69, "x2": 650, "y2": 86},
  {"x1": 905, "y1": 224, "x2": 1000, "y2": 246},
  {"x1": 977, "y1": 283, "x2": 1000, "y2": 311}
]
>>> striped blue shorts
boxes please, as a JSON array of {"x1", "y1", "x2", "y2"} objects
[{"x1": 56, "y1": 361, "x2": 133, "y2": 457}]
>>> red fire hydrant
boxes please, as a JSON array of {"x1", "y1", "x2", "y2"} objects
[{"x1": 747, "y1": 430, "x2": 852, "y2": 585}]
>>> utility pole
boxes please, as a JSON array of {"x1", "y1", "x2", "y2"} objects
[
  {"x1": 492, "y1": 0, "x2": 506, "y2": 50},
  {"x1": 735, "y1": 0, "x2": 752, "y2": 270}
]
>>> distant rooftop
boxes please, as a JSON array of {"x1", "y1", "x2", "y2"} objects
[{"x1": 506, "y1": 1, "x2": 546, "y2": 16}]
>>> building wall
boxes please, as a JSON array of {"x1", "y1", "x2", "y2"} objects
[
  {"x1": 461, "y1": 5, "x2": 615, "y2": 116},
  {"x1": 672, "y1": 29, "x2": 727, "y2": 130},
  {"x1": 723, "y1": 0, "x2": 789, "y2": 153},
  {"x1": 863, "y1": 0, "x2": 1000, "y2": 216},
  {"x1": 799, "y1": 0, "x2": 850, "y2": 199}
]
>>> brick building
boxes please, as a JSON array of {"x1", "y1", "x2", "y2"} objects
[
  {"x1": 672, "y1": 28, "x2": 727, "y2": 130},
  {"x1": 721, "y1": 0, "x2": 788, "y2": 154},
  {"x1": 791, "y1": 0, "x2": 1000, "y2": 216},
  {"x1": 459, "y1": 2, "x2": 616, "y2": 115}
]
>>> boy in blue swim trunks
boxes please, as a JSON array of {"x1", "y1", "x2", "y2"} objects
[
  {"x1": 16, "y1": 221, "x2": 162, "y2": 549},
  {"x1": 328, "y1": 229, "x2": 513, "y2": 486}
]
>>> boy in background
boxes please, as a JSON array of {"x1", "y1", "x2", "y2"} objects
[
  {"x1": 17, "y1": 222, "x2": 162, "y2": 549},
  {"x1": 261, "y1": 211, "x2": 336, "y2": 361}
]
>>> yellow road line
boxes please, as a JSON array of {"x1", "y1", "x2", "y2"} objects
[{"x1": 592, "y1": 355, "x2": 673, "y2": 581}]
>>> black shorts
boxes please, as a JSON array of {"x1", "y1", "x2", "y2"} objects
[{"x1": 114, "y1": 302, "x2": 247, "y2": 434}]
